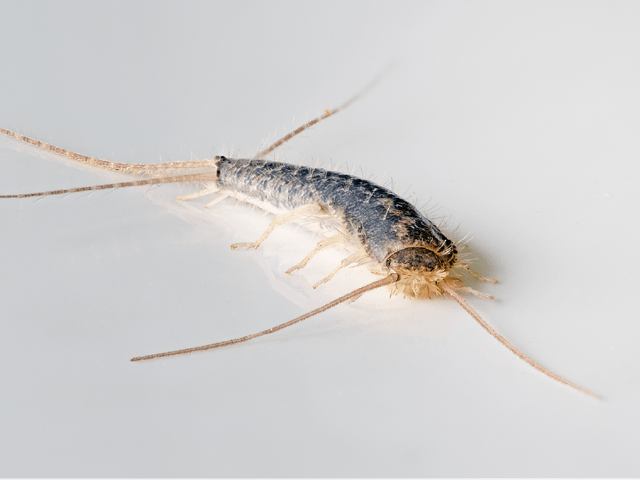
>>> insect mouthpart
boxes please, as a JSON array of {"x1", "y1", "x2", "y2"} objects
[{"x1": 385, "y1": 246, "x2": 456, "y2": 298}]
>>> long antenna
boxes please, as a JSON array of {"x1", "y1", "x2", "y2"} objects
[
  {"x1": 131, "y1": 273, "x2": 399, "y2": 362},
  {"x1": 441, "y1": 283, "x2": 599, "y2": 398},
  {"x1": 256, "y1": 66, "x2": 392, "y2": 158},
  {"x1": 0, "y1": 126, "x2": 217, "y2": 175},
  {"x1": 0, "y1": 173, "x2": 218, "y2": 199}
]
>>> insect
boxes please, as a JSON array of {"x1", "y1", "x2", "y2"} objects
[{"x1": 0, "y1": 79, "x2": 598, "y2": 398}]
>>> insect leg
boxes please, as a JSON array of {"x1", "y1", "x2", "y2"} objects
[
  {"x1": 313, "y1": 249, "x2": 371, "y2": 289},
  {"x1": 204, "y1": 193, "x2": 232, "y2": 209},
  {"x1": 230, "y1": 203, "x2": 323, "y2": 250},
  {"x1": 286, "y1": 235, "x2": 345, "y2": 274},
  {"x1": 177, "y1": 187, "x2": 220, "y2": 201},
  {"x1": 453, "y1": 285, "x2": 494, "y2": 300},
  {"x1": 462, "y1": 265, "x2": 498, "y2": 284}
]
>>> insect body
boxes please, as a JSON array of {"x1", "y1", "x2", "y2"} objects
[
  {"x1": 0, "y1": 83, "x2": 598, "y2": 397},
  {"x1": 219, "y1": 157, "x2": 457, "y2": 297}
]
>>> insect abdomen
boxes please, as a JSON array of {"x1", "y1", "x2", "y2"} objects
[{"x1": 217, "y1": 158, "x2": 456, "y2": 265}]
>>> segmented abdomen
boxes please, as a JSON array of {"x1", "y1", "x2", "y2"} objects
[{"x1": 217, "y1": 157, "x2": 456, "y2": 264}]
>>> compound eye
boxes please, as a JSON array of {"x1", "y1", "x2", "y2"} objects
[{"x1": 385, "y1": 258, "x2": 391, "y2": 267}]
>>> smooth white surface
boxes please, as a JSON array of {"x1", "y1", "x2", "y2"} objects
[{"x1": 1, "y1": 1, "x2": 639, "y2": 476}]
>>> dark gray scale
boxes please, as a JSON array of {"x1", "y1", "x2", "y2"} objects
[{"x1": 217, "y1": 157, "x2": 457, "y2": 268}]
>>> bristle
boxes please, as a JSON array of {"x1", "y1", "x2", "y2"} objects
[{"x1": 390, "y1": 268, "x2": 449, "y2": 299}]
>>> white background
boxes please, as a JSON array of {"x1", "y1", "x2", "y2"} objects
[{"x1": 1, "y1": 1, "x2": 639, "y2": 476}]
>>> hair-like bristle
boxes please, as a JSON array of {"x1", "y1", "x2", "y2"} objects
[{"x1": 390, "y1": 268, "x2": 450, "y2": 298}]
